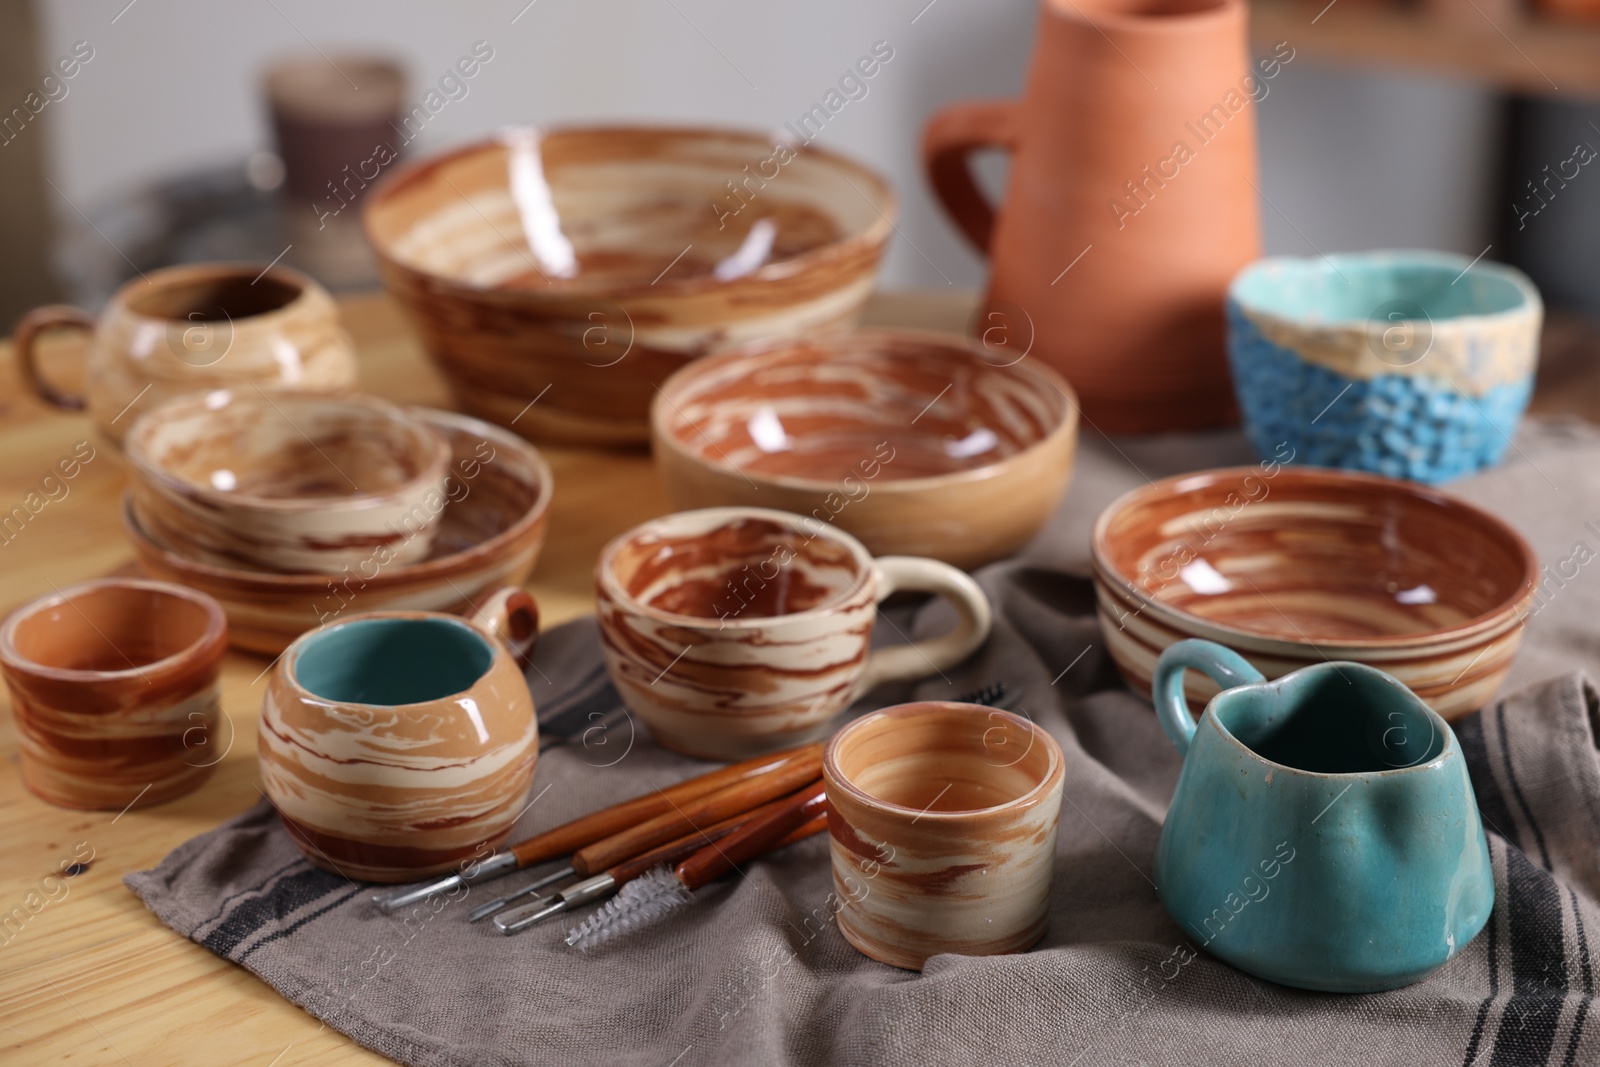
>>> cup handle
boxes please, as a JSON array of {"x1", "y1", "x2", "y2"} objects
[
  {"x1": 468, "y1": 586, "x2": 540, "y2": 667},
  {"x1": 1152, "y1": 639, "x2": 1265, "y2": 756},
  {"x1": 854, "y1": 557, "x2": 992, "y2": 695},
  {"x1": 921, "y1": 99, "x2": 1020, "y2": 256},
  {"x1": 13, "y1": 305, "x2": 96, "y2": 411}
]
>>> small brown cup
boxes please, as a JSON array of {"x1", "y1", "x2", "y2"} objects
[
  {"x1": 823, "y1": 701, "x2": 1065, "y2": 970},
  {"x1": 0, "y1": 579, "x2": 229, "y2": 810}
]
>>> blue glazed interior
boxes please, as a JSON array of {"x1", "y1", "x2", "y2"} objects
[
  {"x1": 1216, "y1": 668, "x2": 1446, "y2": 774},
  {"x1": 293, "y1": 617, "x2": 494, "y2": 705},
  {"x1": 1230, "y1": 256, "x2": 1530, "y2": 322},
  {"x1": 1227, "y1": 305, "x2": 1531, "y2": 483}
]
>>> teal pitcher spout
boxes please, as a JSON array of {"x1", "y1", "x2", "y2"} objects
[{"x1": 1151, "y1": 639, "x2": 1495, "y2": 993}]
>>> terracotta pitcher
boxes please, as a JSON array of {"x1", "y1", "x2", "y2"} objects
[{"x1": 923, "y1": 0, "x2": 1269, "y2": 433}]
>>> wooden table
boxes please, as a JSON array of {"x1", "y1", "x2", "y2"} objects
[
  {"x1": 2, "y1": 288, "x2": 1597, "y2": 1066},
  {"x1": 0, "y1": 290, "x2": 975, "y2": 1067}
]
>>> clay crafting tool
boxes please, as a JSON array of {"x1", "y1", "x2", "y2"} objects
[
  {"x1": 563, "y1": 778, "x2": 829, "y2": 951},
  {"x1": 490, "y1": 787, "x2": 815, "y2": 933},
  {"x1": 372, "y1": 741, "x2": 823, "y2": 913}
]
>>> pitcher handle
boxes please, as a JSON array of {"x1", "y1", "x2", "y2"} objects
[
  {"x1": 921, "y1": 99, "x2": 1020, "y2": 255},
  {"x1": 853, "y1": 557, "x2": 992, "y2": 694},
  {"x1": 1152, "y1": 639, "x2": 1265, "y2": 756},
  {"x1": 14, "y1": 305, "x2": 96, "y2": 411},
  {"x1": 468, "y1": 586, "x2": 540, "y2": 667}
]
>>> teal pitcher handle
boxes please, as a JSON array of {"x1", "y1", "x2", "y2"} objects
[{"x1": 1153, "y1": 639, "x2": 1266, "y2": 756}]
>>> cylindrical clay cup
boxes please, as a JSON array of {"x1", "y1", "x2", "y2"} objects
[
  {"x1": 823, "y1": 702, "x2": 1065, "y2": 970},
  {"x1": 0, "y1": 579, "x2": 228, "y2": 809}
]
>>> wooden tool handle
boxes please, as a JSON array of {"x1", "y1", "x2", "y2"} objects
[
  {"x1": 675, "y1": 780, "x2": 828, "y2": 891},
  {"x1": 508, "y1": 741, "x2": 823, "y2": 868},
  {"x1": 607, "y1": 792, "x2": 793, "y2": 884},
  {"x1": 572, "y1": 752, "x2": 823, "y2": 875}
]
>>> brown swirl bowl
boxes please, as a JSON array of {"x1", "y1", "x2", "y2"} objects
[
  {"x1": 363, "y1": 125, "x2": 895, "y2": 446},
  {"x1": 1091, "y1": 465, "x2": 1539, "y2": 719},
  {"x1": 124, "y1": 408, "x2": 553, "y2": 655},
  {"x1": 652, "y1": 329, "x2": 1079, "y2": 570}
]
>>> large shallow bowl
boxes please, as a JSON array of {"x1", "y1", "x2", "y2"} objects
[
  {"x1": 652, "y1": 328, "x2": 1079, "y2": 570},
  {"x1": 124, "y1": 408, "x2": 553, "y2": 654},
  {"x1": 364, "y1": 125, "x2": 895, "y2": 445},
  {"x1": 1091, "y1": 466, "x2": 1537, "y2": 719}
]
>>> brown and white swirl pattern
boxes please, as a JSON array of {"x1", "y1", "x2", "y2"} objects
[
  {"x1": 0, "y1": 579, "x2": 228, "y2": 810},
  {"x1": 596, "y1": 508, "x2": 992, "y2": 761},
  {"x1": 823, "y1": 702, "x2": 1065, "y2": 970},
  {"x1": 258, "y1": 590, "x2": 539, "y2": 882},
  {"x1": 652, "y1": 329, "x2": 1078, "y2": 570}
]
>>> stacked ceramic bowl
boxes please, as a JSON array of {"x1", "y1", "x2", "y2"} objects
[{"x1": 122, "y1": 390, "x2": 553, "y2": 653}]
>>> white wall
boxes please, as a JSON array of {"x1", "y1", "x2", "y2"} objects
[{"x1": 36, "y1": 0, "x2": 1497, "y2": 289}]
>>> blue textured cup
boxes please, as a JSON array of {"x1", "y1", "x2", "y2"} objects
[
  {"x1": 1227, "y1": 250, "x2": 1541, "y2": 484},
  {"x1": 1151, "y1": 639, "x2": 1494, "y2": 992}
]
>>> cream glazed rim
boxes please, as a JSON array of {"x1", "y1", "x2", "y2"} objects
[
  {"x1": 823, "y1": 702, "x2": 1064, "y2": 820},
  {"x1": 278, "y1": 609, "x2": 499, "y2": 712},
  {"x1": 596, "y1": 505, "x2": 878, "y2": 629},
  {"x1": 1089, "y1": 465, "x2": 1540, "y2": 650},
  {"x1": 106, "y1": 261, "x2": 330, "y2": 327},
  {"x1": 125, "y1": 389, "x2": 453, "y2": 514},
  {"x1": 0, "y1": 578, "x2": 226, "y2": 683},
  {"x1": 651, "y1": 327, "x2": 1081, "y2": 493},
  {"x1": 362, "y1": 123, "x2": 897, "y2": 299}
]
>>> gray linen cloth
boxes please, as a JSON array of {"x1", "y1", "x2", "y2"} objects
[{"x1": 128, "y1": 420, "x2": 1600, "y2": 1067}]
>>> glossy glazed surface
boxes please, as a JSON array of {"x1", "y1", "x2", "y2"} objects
[
  {"x1": 1152, "y1": 639, "x2": 1493, "y2": 991},
  {"x1": 652, "y1": 328, "x2": 1078, "y2": 569},
  {"x1": 364, "y1": 126, "x2": 894, "y2": 444},
  {"x1": 1091, "y1": 465, "x2": 1538, "y2": 717},
  {"x1": 259, "y1": 605, "x2": 538, "y2": 882},
  {"x1": 823, "y1": 702, "x2": 1064, "y2": 970},
  {"x1": 0, "y1": 579, "x2": 227, "y2": 809},
  {"x1": 1228, "y1": 251, "x2": 1543, "y2": 484},
  {"x1": 125, "y1": 408, "x2": 553, "y2": 654},
  {"x1": 126, "y1": 390, "x2": 451, "y2": 574},
  {"x1": 14, "y1": 263, "x2": 357, "y2": 445},
  {"x1": 923, "y1": 0, "x2": 1259, "y2": 431},
  {"x1": 595, "y1": 507, "x2": 991, "y2": 759}
]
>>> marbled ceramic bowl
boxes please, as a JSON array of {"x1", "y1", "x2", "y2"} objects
[
  {"x1": 124, "y1": 408, "x2": 553, "y2": 654},
  {"x1": 0, "y1": 578, "x2": 227, "y2": 809},
  {"x1": 1091, "y1": 465, "x2": 1539, "y2": 719},
  {"x1": 363, "y1": 125, "x2": 895, "y2": 445},
  {"x1": 1227, "y1": 251, "x2": 1542, "y2": 484},
  {"x1": 651, "y1": 329, "x2": 1078, "y2": 570},
  {"x1": 126, "y1": 390, "x2": 451, "y2": 574},
  {"x1": 824, "y1": 701, "x2": 1065, "y2": 970}
]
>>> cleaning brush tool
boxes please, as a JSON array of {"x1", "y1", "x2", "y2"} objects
[{"x1": 565, "y1": 779, "x2": 829, "y2": 952}]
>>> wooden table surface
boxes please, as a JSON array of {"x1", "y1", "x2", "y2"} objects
[
  {"x1": 2, "y1": 288, "x2": 1597, "y2": 1066},
  {"x1": 0, "y1": 289, "x2": 977, "y2": 1067}
]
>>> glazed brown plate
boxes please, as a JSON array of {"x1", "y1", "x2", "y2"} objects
[{"x1": 1091, "y1": 465, "x2": 1539, "y2": 718}]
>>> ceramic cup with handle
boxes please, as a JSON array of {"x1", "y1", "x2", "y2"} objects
[
  {"x1": 0, "y1": 578, "x2": 228, "y2": 810},
  {"x1": 13, "y1": 262, "x2": 357, "y2": 445},
  {"x1": 823, "y1": 701, "x2": 1065, "y2": 970},
  {"x1": 1151, "y1": 638, "x2": 1494, "y2": 992},
  {"x1": 258, "y1": 586, "x2": 540, "y2": 882},
  {"x1": 595, "y1": 507, "x2": 993, "y2": 760}
]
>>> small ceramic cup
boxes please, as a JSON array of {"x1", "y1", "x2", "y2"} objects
[
  {"x1": 258, "y1": 586, "x2": 540, "y2": 882},
  {"x1": 596, "y1": 507, "x2": 993, "y2": 760},
  {"x1": 1227, "y1": 250, "x2": 1542, "y2": 484},
  {"x1": 823, "y1": 701, "x2": 1065, "y2": 970},
  {"x1": 12, "y1": 262, "x2": 357, "y2": 445},
  {"x1": 125, "y1": 389, "x2": 451, "y2": 574},
  {"x1": 0, "y1": 578, "x2": 228, "y2": 810}
]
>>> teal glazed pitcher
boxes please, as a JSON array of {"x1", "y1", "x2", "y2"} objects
[{"x1": 1151, "y1": 639, "x2": 1494, "y2": 993}]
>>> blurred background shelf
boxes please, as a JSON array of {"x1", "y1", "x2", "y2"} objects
[{"x1": 1252, "y1": 0, "x2": 1600, "y2": 98}]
